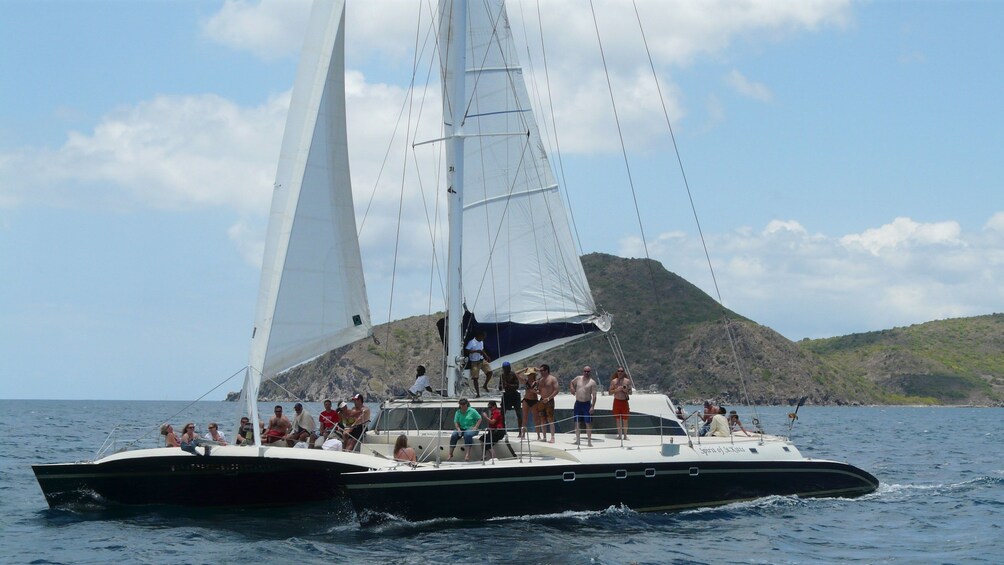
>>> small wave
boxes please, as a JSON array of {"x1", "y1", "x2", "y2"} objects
[
  {"x1": 678, "y1": 494, "x2": 805, "y2": 518},
  {"x1": 869, "y1": 475, "x2": 1004, "y2": 500}
]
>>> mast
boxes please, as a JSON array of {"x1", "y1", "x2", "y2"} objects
[{"x1": 444, "y1": 0, "x2": 468, "y2": 397}]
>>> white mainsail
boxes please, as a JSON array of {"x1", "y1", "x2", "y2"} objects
[
  {"x1": 439, "y1": 0, "x2": 609, "y2": 371},
  {"x1": 241, "y1": 0, "x2": 371, "y2": 442}
]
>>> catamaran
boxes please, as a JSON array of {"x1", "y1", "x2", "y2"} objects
[{"x1": 33, "y1": 0, "x2": 878, "y2": 516}]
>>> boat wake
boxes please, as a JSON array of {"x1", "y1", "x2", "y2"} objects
[{"x1": 869, "y1": 475, "x2": 1004, "y2": 501}]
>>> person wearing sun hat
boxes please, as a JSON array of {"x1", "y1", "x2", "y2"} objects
[{"x1": 344, "y1": 393, "x2": 370, "y2": 452}]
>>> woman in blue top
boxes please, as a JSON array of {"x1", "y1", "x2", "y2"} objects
[{"x1": 449, "y1": 398, "x2": 482, "y2": 461}]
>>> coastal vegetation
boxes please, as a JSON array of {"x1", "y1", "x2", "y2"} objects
[{"x1": 251, "y1": 253, "x2": 1004, "y2": 406}]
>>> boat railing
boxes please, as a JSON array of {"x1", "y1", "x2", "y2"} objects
[{"x1": 95, "y1": 425, "x2": 123, "y2": 460}]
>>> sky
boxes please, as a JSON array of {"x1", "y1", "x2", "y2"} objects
[{"x1": 2, "y1": 0, "x2": 1003, "y2": 400}]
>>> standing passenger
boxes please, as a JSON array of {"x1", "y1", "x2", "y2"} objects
[
  {"x1": 499, "y1": 361, "x2": 523, "y2": 432},
  {"x1": 569, "y1": 366, "x2": 598, "y2": 447},
  {"x1": 537, "y1": 364, "x2": 559, "y2": 444},
  {"x1": 521, "y1": 368, "x2": 541, "y2": 440},
  {"x1": 608, "y1": 367, "x2": 633, "y2": 440},
  {"x1": 465, "y1": 330, "x2": 493, "y2": 396}
]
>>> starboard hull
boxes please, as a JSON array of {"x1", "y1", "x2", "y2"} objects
[{"x1": 344, "y1": 459, "x2": 879, "y2": 522}]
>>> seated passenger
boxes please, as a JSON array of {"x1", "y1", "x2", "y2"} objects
[
  {"x1": 448, "y1": 398, "x2": 482, "y2": 461},
  {"x1": 699, "y1": 400, "x2": 720, "y2": 436},
  {"x1": 313, "y1": 399, "x2": 340, "y2": 448},
  {"x1": 407, "y1": 365, "x2": 434, "y2": 400},
  {"x1": 344, "y1": 394, "x2": 371, "y2": 452},
  {"x1": 204, "y1": 422, "x2": 227, "y2": 445},
  {"x1": 728, "y1": 410, "x2": 752, "y2": 436},
  {"x1": 160, "y1": 423, "x2": 180, "y2": 447},
  {"x1": 480, "y1": 400, "x2": 506, "y2": 460},
  {"x1": 235, "y1": 417, "x2": 255, "y2": 445},
  {"x1": 393, "y1": 434, "x2": 417, "y2": 464},
  {"x1": 263, "y1": 405, "x2": 292, "y2": 445},
  {"x1": 179, "y1": 422, "x2": 205, "y2": 456},
  {"x1": 708, "y1": 407, "x2": 730, "y2": 437},
  {"x1": 285, "y1": 402, "x2": 316, "y2": 447}
]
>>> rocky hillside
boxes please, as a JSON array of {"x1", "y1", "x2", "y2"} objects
[{"x1": 238, "y1": 254, "x2": 1003, "y2": 406}]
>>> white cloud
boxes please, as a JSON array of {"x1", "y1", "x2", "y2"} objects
[
  {"x1": 1, "y1": 93, "x2": 287, "y2": 213},
  {"x1": 202, "y1": 0, "x2": 312, "y2": 60},
  {"x1": 725, "y1": 69, "x2": 774, "y2": 102},
  {"x1": 626, "y1": 214, "x2": 1004, "y2": 340},
  {"x1": 839, "y1": 216, "x2": 962, "y2": 255}
]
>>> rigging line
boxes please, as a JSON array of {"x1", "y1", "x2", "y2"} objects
[
  {"x1": 631, "y1": 1, "x2": 755, "y2": 416},
  {"x1": 383, "y1": 0, "x2": 426, "y2": 365},
  {"x1": 359, "y1": 2, "x2": 440, "y2": 238},
  {"x1": 124, "y1": 366, "x2": 247, "y2": 449},
  {"x1": 407, "y1": 2, "x2": 449, "y2": 312},
  {"x1": 588, "y1": 0, "x2": 660, "y2": 304},
  {"x1": 532, "y1": 0, "x2": 585, "y2": 254}
]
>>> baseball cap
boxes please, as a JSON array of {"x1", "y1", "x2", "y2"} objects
[
  {"x1": 351, "y1": 393, "x2": 364, "y2": 402},
  {"x1": 502, "y1": 361, "x2": 510, "y2": 367}
]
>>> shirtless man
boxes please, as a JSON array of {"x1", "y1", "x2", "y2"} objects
[
  {"x1": 537, "y1": 364, "x2": 559, "y2": 443},
  {"x1": 569, "y1": 366, "x2": 598, "y2": 447},
  {"x1": 264, "y1": 405, "x2": 292, "y2": 445},
  {"x1": 700, "y1": 400, "x2": 720, "y2": 437},
  {"x1": 344, "y1": 393, "x2": 371, "y2": 452}
]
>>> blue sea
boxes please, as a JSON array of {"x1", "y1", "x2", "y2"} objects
[{"x1": 2, "y1": 400, "x2": 1001, "y2": 564}]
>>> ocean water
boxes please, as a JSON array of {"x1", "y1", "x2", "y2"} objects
[{"x1": 2, "y1": 400, "x2": 1001, "y2": 564}]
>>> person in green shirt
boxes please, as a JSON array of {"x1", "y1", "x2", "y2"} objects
[{"x1": 449, "y1": 398, "x2": 483, "y2": 461}]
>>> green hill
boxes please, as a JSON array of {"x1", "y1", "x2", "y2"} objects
[
  {"x1": 249, "y1": 254, "x2": 1003, "y2": 406},
  {"x1": 800, "y1": 314, "x2": 1004, "y2": 404}
]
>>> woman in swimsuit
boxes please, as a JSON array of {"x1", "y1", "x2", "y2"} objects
[{"x1": 521, "y1": 370, "x2": 542, "y2": 440}]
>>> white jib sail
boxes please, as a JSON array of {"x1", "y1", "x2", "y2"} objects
[{"x1": 242, "y1": 0, "x2": 371, "y2": 438}]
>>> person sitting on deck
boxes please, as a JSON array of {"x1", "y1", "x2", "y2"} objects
[
  {"x1": 708, "y1": 407, "x2": 731, "y2": 437},
  {"x1": 344, "y1": 394, "x2": 371, "y2": 452},
  {"x1": 313, "y1": 399, "x2": 340, "y2": 448},
  {"x1": 408, "y1": 365, "x2": 435, "y2": 400},
  {"x1": 320, "y1": 401, "x2": 350, "y2": 451},
  {"x1": 160, "y1": 423, "x2": 180, "y2": 447},
  {"x1": 448, "y1": 398, "x2": 482, "y2": 461},
  {"x1": 285, "y1": 402, "x2": 316, "y2": 447},
  {"x1": 480, "y1": 400, "x2": 506, "y2": 460},
  {"x1": 204, "y1": 422, "x2": 227, "y2": 445},
  {"x1": 394, "y1": 434, "x2": 417, "y2": 465},
  {"x1": 729, "y1": 410, "x2": 752, "y2": 437},
  {"x1": 179, "y1": 423, "x2": 206, "y2": 456},
  {"x1": 699, "y1": 400, "x2": 720, "y2": 436},
  {"x1": 263, "y1": 405, "x2": 292, "y2": 445},
  {"x1": 235, "y1": 417, "x2": 256, "y2": 445}
]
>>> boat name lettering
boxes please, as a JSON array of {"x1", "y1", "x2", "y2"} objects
[{"x1": 698, "y1": 446, "x2": 747, "y2": 456}]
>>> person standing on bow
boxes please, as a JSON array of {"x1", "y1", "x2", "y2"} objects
[
  {"x1": 499, "y1": 361, "x2": 523, "y2": 432},
  {"x1": 537, "y1": 364, "x2": 559, "y2": 444},
  {"x1": 465, "y1": 330, "x2": 493, "y2": 396},
  {"x1": 448, "y1": 397, "x2": 482, "y2": 461},
  {"x1": 608, "y1": 367, "x2": 633, "y2": 440},
  {"x1": 569, "y1": 366, "x2": 598, "y2": 447}
]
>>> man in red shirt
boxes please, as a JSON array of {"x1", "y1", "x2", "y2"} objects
[
  {"x1": 480, "y1": 400, "x2": 506, "y2": 461},
  {"x1": 313, "y1": 399, "x2": 340, "y2": 448}
]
